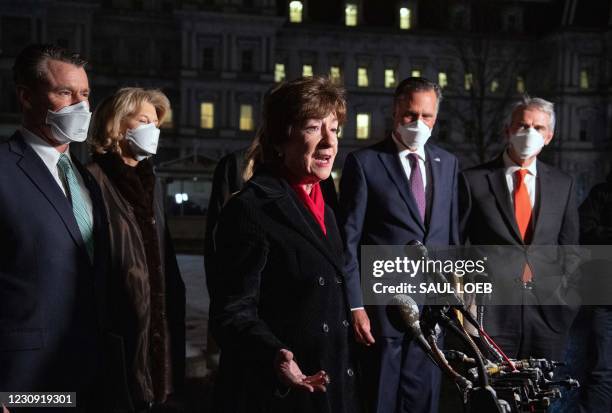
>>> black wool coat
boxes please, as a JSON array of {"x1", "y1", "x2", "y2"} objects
[{"x1": 209, "y1": 170, "x2": 361, "y2": 413}]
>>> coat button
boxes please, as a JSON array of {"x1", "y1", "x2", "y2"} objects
[
  {"x1": 342, "y1": 320, "x2": 350, "y2": 327},
  {"x1": 335, "y1": 276, "x2": 343, "y2": 284},
  {"x1": 322, "y1": 323, "x2": 329, "y2": 333},
  {"x1": 151, "y1": 218, "x2": 156, "y2": 225},
  {"x1": 347, "y1": 368, "x2": 354, "y2": 377},
  {"x1": 318, "y1": 277, "x2": 325, "y2": 286}
]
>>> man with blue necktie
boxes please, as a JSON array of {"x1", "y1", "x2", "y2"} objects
[
  {"x1": 0, "y1": 44, "x2": 109, "y2": 411},
  {"x1": 339, "y1": 77, "x2": 460, "y2": 413}
]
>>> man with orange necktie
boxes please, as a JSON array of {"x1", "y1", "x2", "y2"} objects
[{"x1": 459, "y1": 96, "x2": 580, "y2": 360}]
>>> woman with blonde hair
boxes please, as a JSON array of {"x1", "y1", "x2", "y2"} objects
[{"x1": 88, "y1": 87, "x2": 185, "y2": 412}]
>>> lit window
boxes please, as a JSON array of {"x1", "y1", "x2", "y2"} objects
[
  {"x1": 239, "y1": 104, "x2": 254, "y2": 131},
  {"x1": 399, "y1": 7, "x2": 411, "y2": 30},
  {"x1": 275, "y1": 63, "x2": 286, "y2": 82},
  {"x1": 385, "y1": 69, "x2": 396, "y2": 88},
  {"x1": 411, "y1": 69, "x2": 421, "y2": 77},
  {"x1": 302, "y1": 64, "x2": 313, "y2": 77},
  {"x1": 356, "y1": 113, "x2": 370, "y2": 139},
  {"x1": 161, "y1": 108, "x2": 173, "y2": 129},
  {"x1": 490, "y1": 80, "x2": 499, "y2": 93},
  {"x1": 345, "y1": 3, "x2": 358, "y2": 26},
  {"x1": 438, "y1": 72, "x2": 448, "y2": 88},
  {"x1": 289, "y1": 1, "x2": 303, "y2": 23},
  {"x1": 200, "y1": 102, "x2": 214, "y2": 129},
  {"x1": 330, "y1": 66, "x2": 342, "y2": 84},
  {"x1": 580, "y1": 69, "x2": 589, "y2": 89},
  {"x1": 464, "y1": 73, "x2": 473, "y2": 91},
  {"x1": 516, "y1": 76, "x2": 525, "y2": 93},
  {"x1": 358, "y1": 67, "x2": 369, "y2": 87}
]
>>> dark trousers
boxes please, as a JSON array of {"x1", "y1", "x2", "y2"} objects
[
  {"x1": 488, "y1": 291, "x2": 569, "y2": 361},
  {"x1": 360, "y1": 335, "x2": 441, "y2": 413},
  {"x1": 579, "y1": 306, "x2": 612, "y2": 413}
]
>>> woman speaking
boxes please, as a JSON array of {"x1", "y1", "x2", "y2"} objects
[{"x1": 210, "y1": 76, "x2": 361, "y2": 413}]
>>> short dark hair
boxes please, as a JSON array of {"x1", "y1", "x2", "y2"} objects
[
  {"x1": 394, "y1": 77, "x2": 442, "y2": 111},
  {"x1": 245, "y1": 76, "x2": 346, "y2": 175},
  {"x1": 13, "y1": 44, "x2": 88, "y2": 89}
]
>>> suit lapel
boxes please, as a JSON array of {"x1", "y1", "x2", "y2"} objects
[
  {"x1": 424, "y1": 145, "x2": 441, "y2": 235},
  {"x1": 531, "y1": 162, "x2": 551, "y2": 243},
  {"x1": 486, "y1": 157, "x2": 523, "y2": 244},
  {"x1": 251, "y1": 173, "x2": 344, "y2": 273},
  {"x1": 377, "y1": 138, "x2": 426, "y2": 232},
  {"x1": 10, "y1": 133, "x2": 87, "y2": 253},
  {"x1": 77, "y1": 159, "x2": 110, "y2": 327},
  {"x1": 273, "y1": 194, "x2": 344, "y2": 273}
]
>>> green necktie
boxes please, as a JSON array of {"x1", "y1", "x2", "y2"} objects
[{"x1": 57, "y1": 154, "x2": 94, "y2": 261}]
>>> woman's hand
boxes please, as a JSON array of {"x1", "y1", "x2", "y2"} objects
[
  {"x1": 275, "y1": 349, "x2": 329, "y2": 393},
  {"x1": 352, "y1": 308, "x2": 375, "y2": 345}
]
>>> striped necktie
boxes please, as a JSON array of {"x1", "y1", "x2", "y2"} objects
[{"x1": 57, "y1": 154, "x2": 94, "y2": 261}]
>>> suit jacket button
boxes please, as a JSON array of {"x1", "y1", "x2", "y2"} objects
[
  {"x1": 335, "y1": 276, "x2": 343, "y2": 284},
  {"x1": 318, "y1": 277, "x2": 325, "y2": 286},
  {"x1": 342, "y1": 320, "x2": 350, "y2": 327},
  {"x1": 322, "y1": 323, "x2": 329, "y2": 333},
  {"x1": 347, "y1": 368, "x2": 354, "y2": 377}
]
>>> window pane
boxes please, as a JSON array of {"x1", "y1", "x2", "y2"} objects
[
  {"x1": 346, "y1": 3, "x2": 358, "y2": 26},
  {"x1": 385, "y1": 69, "x2": 396, "y2": 88},
  {"x1": 200, "y1": 102, "x2": 214, "y2": 129},
  {"x1": 464, "y1": 73, "x2": 473, "y2": 91},
  {"x1": 580, "y1": 69, "x2": 589, "y2": 89},
  {"x1": 161, "y1": 108, "x2": 173, "y2": 129},
  {"x1": 240, "y1": 104, "x2": 254, "y2": 131},
  {"x1": 358, "y1": 67, "x2": 369, "y2": 87},
  {"x1": 302, "y1": 64, "x2": 313, "y2": 77},
  {"x1": 330, "y1": 66, "x2": 342, "y2": 84},
  {"x1": 438, "y1": 72, "x2": 448, "y2": 88},
  {"x1": 579, "y1": 119, "x2": 588, "y2": 141},
  {"x1": 241, "y1": 50, "x2": 253, "y2": 72},
  {"x1": 356, "y1": 113, "x2": 370, "y2": 139},
  {"x1": 399, "y1": 7, "x2": 411, "y2": 30},
  {"x1": 490, "y1": 79, "x2": 499, "y2": 93},
  {"x1": 275, "y1": 63, "x2": 286, "y2": 82},
  {"x1": 289, "y1": 1, "x2": 303, "y2": 23},
  {"x1": 202, "y1": 48, "x2": 214, "y2": 71},
  {"x1": 517, "y1": 76, "x2": 525, "y2": 93}
]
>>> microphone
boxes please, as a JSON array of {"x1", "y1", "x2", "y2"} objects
[
  {"x1": 387, "y1": 294, "x2": 431, "y2": 352},
  {"x1": 387, "y1": 294, "x2": 472, "y2": 390},
  {"x1": 405, "y1": 240, "x2": 464, "y2": 307}
]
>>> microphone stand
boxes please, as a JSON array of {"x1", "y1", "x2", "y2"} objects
[{"x1": 407, "y1": 241, "x2": 505, "y2": 412}]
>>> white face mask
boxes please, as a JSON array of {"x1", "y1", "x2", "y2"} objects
[
  {"x1": 395, "y1": 119, "x2": 432, "y2": 150},
  {"x1": 125, "y1": 123, "x2": 160, "y2": 162},
  {"x1": 45, "y1": 100, "x2": 91, "y2": 144},
  {"x1": 509, "y1": 127, "x2": 546, "y2": 160}
]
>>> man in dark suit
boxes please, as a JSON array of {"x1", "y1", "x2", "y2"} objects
[
  {"x1": 460, "y1": 96, "x2": 580, "y2": 361},
  {"x1": 339, "y1": 77, "x2": 459, "y2": 413},
  {"x1": 0, "y1": 44, "x2": 109, "y2": 410}
]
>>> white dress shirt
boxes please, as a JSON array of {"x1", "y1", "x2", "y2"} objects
[
  {"x1": 20, "y1": 127, "x2": 94, "y2": 224},
  {"x1": 503, "y1": 149, "x2": 537, "y2": 208},
  {"x1": 392, "y1": 134, "x2": 428, "y2": 191}
]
